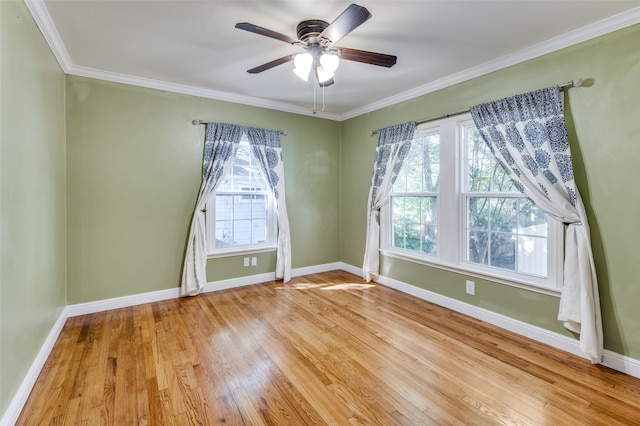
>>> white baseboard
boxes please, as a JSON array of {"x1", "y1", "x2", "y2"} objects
[
  {"x1": 65, "y1": 262, "x2": 343, "y2": 317},
  {"x1": 283, "y1": 261, "x2": 640, "y2": 377},
  {"x1": 0, "y1": 309, "x2": 68, "y2": 426},
  {"x1": 4, "y1": 262, "x2": 639, "y2": 425},
  {"x1": 372, "y1": 271, "x2": 640, "y2": 378},
  {"x1": 337, "y1": 262, "x2": 363, "y2": 277},
  {"x1": 65, "y1": 287, "x2": 181, "y2": 317},
  {"x1": 293, "y1": 262, "x2": 344, "y2": 277}
]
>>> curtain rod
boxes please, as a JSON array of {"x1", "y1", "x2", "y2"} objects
[
  {"x1": 192, "y1": 119, "x2": 288, "y2": 136},
  {"x1": 369, "y1": 78, "x2": 584, "y2": 136}
]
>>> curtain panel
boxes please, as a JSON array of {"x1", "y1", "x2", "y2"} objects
[
  {"x1": 181, "y1": 123, "x2": 243, "y2": 296},
  {"x1": 362, "y1": 122, "x2": 416, "y2": 282},
  {"x1": 246, "y1": 127, "x2": 292, "y2": 282},
  {"x1": 470, "y1": 86, "x2": 603, "y2": 363}
]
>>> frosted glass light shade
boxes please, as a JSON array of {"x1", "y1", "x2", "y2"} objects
[
  {"x1": 293, "y1": 53, "x2": 313, "y2": 81},
  {"x1": 316, "y1": 66, "x2": 334, "y2": 83},
  {"x1": 320, "y1": 53, "x2": 339, "y2": 74}
]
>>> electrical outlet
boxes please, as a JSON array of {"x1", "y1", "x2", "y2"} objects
[
  {"x1": 243, "y1": 257, "x2": 249, "y2": 267},
  {"x1": 465, "y1": 280, "x2": 475, "y2": 295},
  {"x1": 251, "y1": 257, "x2": 257, "y2": 266}
]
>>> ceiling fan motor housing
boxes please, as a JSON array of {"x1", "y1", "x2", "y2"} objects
[{"x1": 296, "y1": 20, "x2": 329, "y2": 44}]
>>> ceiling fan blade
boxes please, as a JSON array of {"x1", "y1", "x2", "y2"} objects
[
  {"x1": 247, "y1": 55, "x2": 295, "y2": 74},
  {"x1": 318, "y1": 4, "x2": 371, "y2": 46},
  {"x1": 235, "y1": 22, "x2": 301, "y2": 45},
  {"x1": 338, "y1": 47, "x2": 397, "y2": 68}
]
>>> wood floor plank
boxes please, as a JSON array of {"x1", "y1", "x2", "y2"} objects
[{"x1": 17, "y1": 271, "x2": 640, "y2": 425}]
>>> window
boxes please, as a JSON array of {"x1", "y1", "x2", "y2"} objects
[
  {"x1": 382, "y1": 114, "x2": 562, "y2": 291},
  {"x1": 390, "y1": 127, "x2": 439, "y2": 256},
  {"x1": 207, "y1": 136, "x2": 276, "y2": 255}
]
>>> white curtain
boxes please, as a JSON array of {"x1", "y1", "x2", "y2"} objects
[
  {"x1": 470, "y1": 86, "x2": 603, "y2": 363},
  {"x1": 363, "y1": 122, "x2": 416, "y2": 282},
  {"x1": 246, "y1": 127, "x2": 292, "y2": 282},
  {"x1": 180, "y1": 123, "x2": 243, "y2": 296}
]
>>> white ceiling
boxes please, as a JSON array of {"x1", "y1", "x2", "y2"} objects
[{"x1": 29, "y1": 1, "x2": 640, "y2": 120}]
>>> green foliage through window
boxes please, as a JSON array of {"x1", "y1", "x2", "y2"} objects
[
  {"x1": 465, "y1": 127, "x2": 547, "y2": 277},
  {"x1": 391, "y1": 131, "x2": 439, "y2": 256}
]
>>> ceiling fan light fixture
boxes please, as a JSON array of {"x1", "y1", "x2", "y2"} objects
[
  {"x1": 316, "y1": 65, "x2": 335, "y2": 83},
  {"x1": 320, "y1": 53, "x2": 339, "y2": 74},
  {"x1": 293, "y1": 52, "x2": 313, "y2": 81}
]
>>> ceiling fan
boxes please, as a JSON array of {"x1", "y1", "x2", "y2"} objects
[{"x1": 235, "y1": 3, "x2": 397, "y2": 87}]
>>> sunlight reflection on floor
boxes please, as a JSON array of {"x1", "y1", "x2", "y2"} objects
[
  {"x1": 276, "y1": 282, "x2": 376, "y2": 290},
  {"x1": 320, "y1": 283, "x2": 376, "y2": 290}
]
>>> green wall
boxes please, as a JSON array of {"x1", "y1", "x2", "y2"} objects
[
  {"x1": 340, "y1": 24, "x2": 640, "y2": 358},
  {"x1": 65, "y1": 76, "x2": 341, "y2": 303},
  {"x1": 2, "y1": 4, "x2": 639, "y2": 420},
  {"x1": 0, "y1": 0, "x2": 67, "y2": 417}
]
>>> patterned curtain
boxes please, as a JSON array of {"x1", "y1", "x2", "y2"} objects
[
  {"x1": 246, "y1": 127, "x2": 292, "y2": 282},
  {"x1": 470, "y1": 86, "x2": 602, "y2": 363},
  {"x1": 362, "y1": 122, "x2": 416, "y2": 282},
  {"x1": 181, "y1": 123, "x2": 243, "y2": 296}
]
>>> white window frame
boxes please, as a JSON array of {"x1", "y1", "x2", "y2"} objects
[
  {"x1": 381, "y1": 114, "x2": 563, "y2": 295},
  {"x1": 387, "y1": 124, "x2": 441, "y2": 258},
  {"x1": 206, "y1": 136, "x2": 278, "y2": 258}
]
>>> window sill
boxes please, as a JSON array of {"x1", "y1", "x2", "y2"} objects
[
  {"x1": 379, "y1": 249, "x2": 561, "y2": 297},
  {"x1": 208, "y1": 246, "x2": 277, "y2": 259}
]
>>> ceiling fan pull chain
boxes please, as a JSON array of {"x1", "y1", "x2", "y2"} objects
[
  {"x1": 313, "y1": 82, "x2": 317, "y2": 114},
  {"x1": 322, "y1": 84, "x2": 326, "y2": 112}
]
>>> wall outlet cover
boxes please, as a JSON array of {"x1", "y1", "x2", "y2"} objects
[{"x1": 465, "y1": 280, "x2": 475, "y2": 295}]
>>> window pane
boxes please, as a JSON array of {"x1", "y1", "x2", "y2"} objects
[
  {"x1": 421, "y1": 133, "x2": 440, "y2": 192},
  {"x1": 468, "y1": 197, "x2": 490, "y2": 231},
  {"x1": 468, "y1": 230, "x2": 488, "y2": 265},
  {"x1": 518, "y1": 199, "x2": 547, "y2": 236},
  {"x1": 215, "y1": 194, "x2": 234, "y2": 221},
  {"x1": 392, "y1": 196, "x2": 437, "y2": 256},
  {"x1": 250, "y1": 197, "x2": 267, "y2": 219},
  {"x1": 218, "y1": 174, "x2": 233, "y2": 191},
  {"x1": 517, "y1": 235, "x2": 547, "y2": 276},
  {"x1": 215, "y1": 220, "x2": 233, "y2": 247},
  {"x1": 393, "y1": 131, "x2": 439, "y2": 193},
  {"x1": 234, "y1": 195, "x2": 252, "y2": 220},
  {"x1": 490, "y1": 198, "x2": 516, "y2": 233},
  {"x1": 403, "y1": 148, "x2": 423, "y2": 192},
  {"x1": 405, "y1": 223, "x2": 422, "y2": 252},
  {"x1": 393, "y1": 223, "x2": 405, "y2": 248},
  {"x1": 229, "y1": 143, "x2": 251, "y2": 191},
  {"x1": 233, "y1": 219, "x2": 252, "y2": 245},
  {"x1": 251, "y1": 218, "x2": 267, "y2": 244},
  {"x1": 421, "y1": 197, "x2": 437, "y2": 255},
  {"x1": 491, "y1": 232, "x2": 516, "y2": 270},
  {"x1": 467, "y1": 128, "x2": 493, "y2": 192},
  {"x1": 466, "y1": 126, "x2": 515, "y2": 193},
  {"x1": 493, "y1": 165, "x2": 515, "y2": 192}
]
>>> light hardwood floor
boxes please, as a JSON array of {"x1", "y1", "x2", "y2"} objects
[{"x1": 18, "y1": 270, "x2": 640, "y2": 425}]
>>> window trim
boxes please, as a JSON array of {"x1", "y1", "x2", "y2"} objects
[{"x1": 381, "y1": 114, "x2": 564, "y2": 295}]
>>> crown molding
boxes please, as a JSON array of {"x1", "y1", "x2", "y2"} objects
[
  {"x1": 340, "y1": 6, "x2": 640, "y2": 120},
  {"x1": 67, "y1": 64, "x2": 342, "y2": 121},
  {"x1": 22, "y1": 0, "x2": 340, "y2": 120},
  {"x1": 23, "y1": 0, "x2": 72, "y2": 70},
  {"x1": 24, "y1": 0, "x2": 640, "y2": 122}
]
